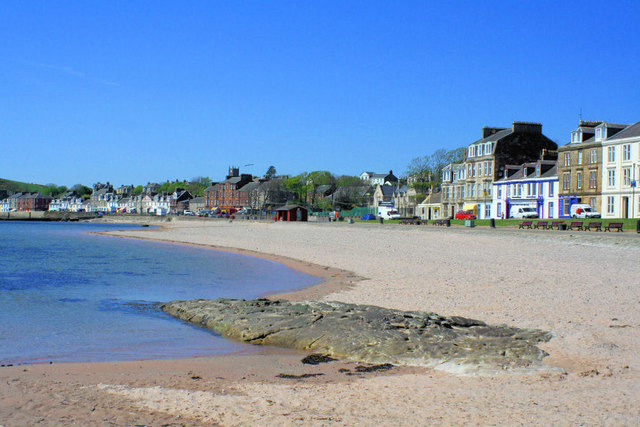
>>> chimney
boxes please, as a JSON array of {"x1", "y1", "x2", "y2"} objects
[{"x1": 512, "y1": 122, "x2": 542, "y2": 134}]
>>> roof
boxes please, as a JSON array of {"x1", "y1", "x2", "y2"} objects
[
  {"x1": 471, "y1": 128, "x2": 512, "y2": 145},
  {"x1": 379, "y1": 185, "x2": 395, "y2": 197},
  {"x1": 607, "y1": 121, "x2": 640, "y2": 141},
  {"x1": 276, "y1": 204, "x2": 307, "y2": 211}
]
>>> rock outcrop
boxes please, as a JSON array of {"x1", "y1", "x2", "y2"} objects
[{"x1": 162, "y1": 298, "x2": 553, "y2": 373}]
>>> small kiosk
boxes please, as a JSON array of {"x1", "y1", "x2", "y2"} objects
[{"x1": 275, "y1": 204, "x2": 308, "y2": 222}]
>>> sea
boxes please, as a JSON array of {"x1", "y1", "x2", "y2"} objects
[{"x1": 0, "y1": 221, "x2": 320, "y2": 365}]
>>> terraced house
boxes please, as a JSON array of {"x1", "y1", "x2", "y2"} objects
[
  {"x1": 440, "y1": 163, "x2": 466, "y2": 219},
  {"x1": 557, "y1": 121, "x2": 627, "y2": 217},
  {"x1": 461, "y1": 122, "x2": 557, "y2": 219},
  {"x1": 600, "y1": 121, "x2": 640, "y2": 219}
]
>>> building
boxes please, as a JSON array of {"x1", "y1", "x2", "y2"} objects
[
  {"x1": 462, "y1": 122, "x2": 557, "y2": 219},
  {"x1": 359, "y1": 170, "x2": 398, "y2": 186},
  {"x1": 204, "y1": 167, "x2": 253, "y2": 211},
  {"x1": 372, "y1": 184, "x2": 395, "y2": 208},
  {"x1": 393, "y1": 186, "x2": 417, "y2": 217},
  {"x1": 600, "y1": 121, "x2": 640, "y2": 218},
  {"x1": 17, "y1": 193, "x2": 52, "y2": 211},
  {"x1": 557, "y1": 121, "x2": 627, "y2": 218},
  {"x1": 275, "y1": 204, "x2": 308, "y2": 221},
  {"x1": 417, "y1": 190, "x2": 442, "y2": 220},
  {"x1": 492, "y1": 160, "x2": 558, "y2": 219},
  {"x1": 440, "y1": 163, "x2": 466, "y2": 218},
  {"x1": 48, "y1": 191, "x2": 84, "y2": 212}
]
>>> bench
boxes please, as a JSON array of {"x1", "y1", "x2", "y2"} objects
[
  {"x1": 549, "y1": 221, "x2": 565, "y2": 230},
  {"x1": 533, "y1": 221, "x2": 548, "y2": 229},
  {"x1": 585, "y1": 221, "x2": 602, "y2": 232},
  {"x1": 519, "y1": 220, "x2": 533, "y2": 229},
  {"x1": 604, "y1": 222, "x2": 623, "y2": 232},
  {"x1": 567, "y1": 221, "x2": 584, "y2": 230},
  {"x1": 434, "y1": 219, "x2": 446, "y2": 226},
  {"x1": 400, "y1": 218, "x2": 421, "y2": 225}
]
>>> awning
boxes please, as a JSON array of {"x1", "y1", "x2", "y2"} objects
[{"x1": 463, "y1": 203, "x2": 477, "y2": 211}]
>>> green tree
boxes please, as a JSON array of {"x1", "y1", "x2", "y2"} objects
[{"x1": 265, "y1": 165, "x2": 277, "y2": 179}]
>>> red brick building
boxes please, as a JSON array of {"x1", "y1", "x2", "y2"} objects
[{"x1": 18, "y1": 193, "x2": 52, "y2": 211}]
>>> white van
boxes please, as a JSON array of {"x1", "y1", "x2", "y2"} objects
[
  {"x1": 510, "y1": 206, "x2": 539, "y2": 219},
  {"x1": 570, "y1": 203, "x2": 601, "y2": 218},
  {"x1": 377, "y1": 207, "x2": 401, "y2": 220}
]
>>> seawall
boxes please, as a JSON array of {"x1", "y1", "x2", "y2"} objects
[{"x1": 0, "y1": 211, "x2": 100, "y2": 221}]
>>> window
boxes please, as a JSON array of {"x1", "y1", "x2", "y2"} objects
[
  {"x1": 517, "y1": 184, "x2": 522, "y2": 196},
  {"x1": 607, "y1": 196, "x2": 614, "y2": 214},
  {"x1": 564, "y1": 153, "x2": 571, "y2": 166},
  {"x1": 589, "y1": 171, "x2": 597, "y2": 189},
  {"x1": 623, "y1": 144, "x2": 631, "y2": 161},
  {"x1": 563, "y1": 173, "x2": 570, "y2": 190},
  {"x1": 576, "y1": 171, "x2": 582, "y2": 189},
  {"x1": 528, "y1": 183, "x2": 535, "y2": 196},
  {"x1": 497, "y1": 185, "x2": 502, "y2": 199},
  {"x1": 538, "y1": 182, "x2": 543, "y2": 195},
  {"x1": 578, "y1": 151, "x2": 583, "y2": 164},
  {"x1": 497, "y1": 203, "x2": 502, "y2": 218},
  {"x1": 549, "y1": 182, "x2": 554, "y2": 196},
  {"x1": 484, "y1": 162, "x2": 488, "y2": 175},
  {"x1": 623, "y1": 168, "x2": 631, "y2": 186},
  {"x1": 608, "y1": 146, "x2": 616, "y2": 163},
  {"x1": 590, "y1": 149, "x2": 597, "y2": 164},
  {"x1": 590, "y1": 198, "x2": 597, "y2": 210},
  {"x1": 485, "y1": 204, "x2": 491, "y2": 218},
  {"x1": 548, "y1": 202, "x2": 554, "y2": 218},
  {"x1": 564, "y1": 201, "x2": 571, "y2": 215},
  {"x1": 596, "y1": 128, "x2": 602, "y2": 140},
  {"x1": 608, "y1": 169, "x2": 616, "y2": 187},
  {"x1": 488, "y1": 162, "x2": 492, "y2": 175},
  {"x1": 468, "y1": 147, "x2": 474, "y2": 158}
]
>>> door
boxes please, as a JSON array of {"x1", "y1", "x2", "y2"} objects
[{"x1": 622, "y1": 197, "x2": 629, "y2": 218}]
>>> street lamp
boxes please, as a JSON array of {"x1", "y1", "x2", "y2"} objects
[{"x1": 632, "y1": 163, "x2": 637, "y2": 219}]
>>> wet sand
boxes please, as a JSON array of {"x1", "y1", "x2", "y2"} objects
[{"x1": 1, "y1": 219, "x2": 639, "y2": 425}]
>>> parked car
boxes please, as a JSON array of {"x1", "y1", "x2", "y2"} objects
[
  {"x1": 183, "y1": 210, "x2": 195, "y2": 216},
  {"x1": 361, "y1": 213, "x2": 376, "y2": 220},
  {"x1": 454, "y1": 210, "x2": 476, "y2": 220}
]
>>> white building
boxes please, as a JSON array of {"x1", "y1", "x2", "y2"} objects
[
  {"x1": 492, "y1": 161, "x2": 559, "y2": 219},
  {"x1": 359, "y1": 170, "x2": 398, "y2": 186},
  {"x1": 601, "y1": 121, "x2": 640, "y2": 218}
]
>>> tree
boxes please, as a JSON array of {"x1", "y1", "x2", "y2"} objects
[
  {"x1": 132, "y1": 185, "x2": 143, "y2": 195},
  {"x1": 265, "y1": 166, "x2": 277, "y2": 180},
  {"x1": 405, "y1": 146, "x2": 466, "y2": 188},
  {"x1": 71, "y1": 184, "x2": 93, "y2": 198}
]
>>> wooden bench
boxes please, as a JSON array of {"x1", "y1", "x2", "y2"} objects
[
  {"x1": 604, "y1": 222, "x2": 623, "y2": 232},
  {"x1": 567, "y1": 221, "x2": 584, "y2": 230},
  {"x1": 549, "y1": 221, "x2": 565, "y2": 230},
  {"x1": 533, "y1": 221, "x2": 548, "y2": 229},
  {"x1": 585, "y1": 221, "x2": 602, "y2": 231},
  {"x1": 433, "y1": 219, "x2": 446, "y2": 226},
  {"x1": 519, "y1": 220, "x2": 533, "y2": 229}
]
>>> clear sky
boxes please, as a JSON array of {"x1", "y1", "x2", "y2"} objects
[{"x1": 2, "y1": 1, "x2": 639, "y2": 187}]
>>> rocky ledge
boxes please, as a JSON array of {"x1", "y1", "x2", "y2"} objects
[{"x1": 162, "y1": 298, "x2": 553, "y2": 373}]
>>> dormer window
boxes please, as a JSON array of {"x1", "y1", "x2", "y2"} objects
[
  {"x1": 523, "y1": 168, "x2": 527, "y2": 178},
  {"x1": 536, "y1": 165, "x2": 541, "y2": 176},
  {"x1": 595, "y1": 128, "x2": 602, "y2": 140}
]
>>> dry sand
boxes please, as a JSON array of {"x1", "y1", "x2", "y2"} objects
[{"x1": 1, "y1": 219, "x2": 639, "y2": 426}]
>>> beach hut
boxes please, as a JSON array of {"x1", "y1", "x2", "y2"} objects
[{"x1": 275, "y1": 204, "x2": 308, "y2": 222}]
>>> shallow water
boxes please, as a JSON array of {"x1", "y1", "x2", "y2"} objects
[{"x1": 0, "y1": 221, "x2": 320, "y2": 364}]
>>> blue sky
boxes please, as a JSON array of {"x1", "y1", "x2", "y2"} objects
[{"x1": 2, "y1": 1, "x2": 639, "y2": 187}]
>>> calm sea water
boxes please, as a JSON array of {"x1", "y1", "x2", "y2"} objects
[{"x1": 0, "y1": 221, "x2": 320, "y2": 365}]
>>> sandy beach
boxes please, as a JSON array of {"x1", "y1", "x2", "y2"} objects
[{"x1": 2, "y1": 219, "x2": 639, "y2": 426}]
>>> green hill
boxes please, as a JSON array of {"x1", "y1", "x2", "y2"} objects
[{"x1": 0, "y1": 178, "x2": 68, "y2": 197}]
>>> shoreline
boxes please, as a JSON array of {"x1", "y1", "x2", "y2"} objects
[
  {"x1": 92, "y1": 226, "x2": 363, "y2": 302},
  {"x1": 2, "y1": 219, "x2": 639, "y2": 425}
]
